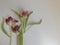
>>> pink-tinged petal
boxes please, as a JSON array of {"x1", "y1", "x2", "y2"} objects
[
  {"x1": 13, "y1": 19, "x2": 18, "y2": 23},
  {"x1": 11, "y1": 25, "x2": 19, "y2": 33},
  {"x1": 22, "y1": 11, "x2": 29, "y2": 17}
]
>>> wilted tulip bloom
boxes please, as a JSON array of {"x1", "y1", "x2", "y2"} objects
[
  {"x1": 11, "y1": 25, "x2": 19, "y2": 33},
  {"x1": 21, "y1": 11, "x2": 29, "y2": 17},
  {"x1": 5, "y1": 16, "x2": 18, "y2": 25},
  {"x1": 5, "y1": 16, "x2": 19, "y2": 33},
  {"x1": 5, "y1": 16, "x2": 13, "y2": 24}
]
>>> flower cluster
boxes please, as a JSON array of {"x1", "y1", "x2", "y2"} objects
[{"x1": 5, "y1": 10, "x2": 29, "y2": 33}]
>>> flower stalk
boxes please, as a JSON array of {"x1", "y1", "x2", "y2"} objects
[
  {"x1": 17, "y1": 30, "x2": 23, "y2": 45},
  {"x1": 10, "y1": 30, "x2": 12, "y2": 45}
]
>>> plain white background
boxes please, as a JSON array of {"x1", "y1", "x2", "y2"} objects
[{"x1": 0, "y1": 0, "x2": 60, "y2": 45}]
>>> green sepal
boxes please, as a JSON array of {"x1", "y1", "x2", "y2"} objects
[{"x1": 1, "y1": 19, "x2": 10, "y2": 37}]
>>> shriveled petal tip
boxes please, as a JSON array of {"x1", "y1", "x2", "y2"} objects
[
  {"x1": 5, "y1": 19, "x2": 9, "y2": 24},
  {"x1": 8, "y1": 16, "x2": 13, "y2": 21},
  {"x1": 13, "y1": 19, "x2": 18, "y2": 23},
  {"x1": 11, "y1": 25, "x2": 19, "y2": 33}
]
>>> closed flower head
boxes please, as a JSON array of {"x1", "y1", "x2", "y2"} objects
[{"x1": 22, "y1": 11, "x2": 29, "y2": 17}]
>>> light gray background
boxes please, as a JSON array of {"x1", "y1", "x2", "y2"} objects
[{"x1": 0, "y1": 0, "x2": 60, "y2": 45}]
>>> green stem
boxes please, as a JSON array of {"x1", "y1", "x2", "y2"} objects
[
  {"x1": 10, "y1": 30, "x2": 12, "y2": 45},
  {"x1": 17, "y1": 20, "x2": 24, "y2": 45},
  {"x1": 16, "y1": 33, "x2": 18, "y2": 45},
  {"x1": 17, "y1": 31, "x2": 23, "y2": 45}
]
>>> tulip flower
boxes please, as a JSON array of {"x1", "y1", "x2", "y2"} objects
[{"x1": 21, "y1": 11, "x2": 29, "y2": 17}]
